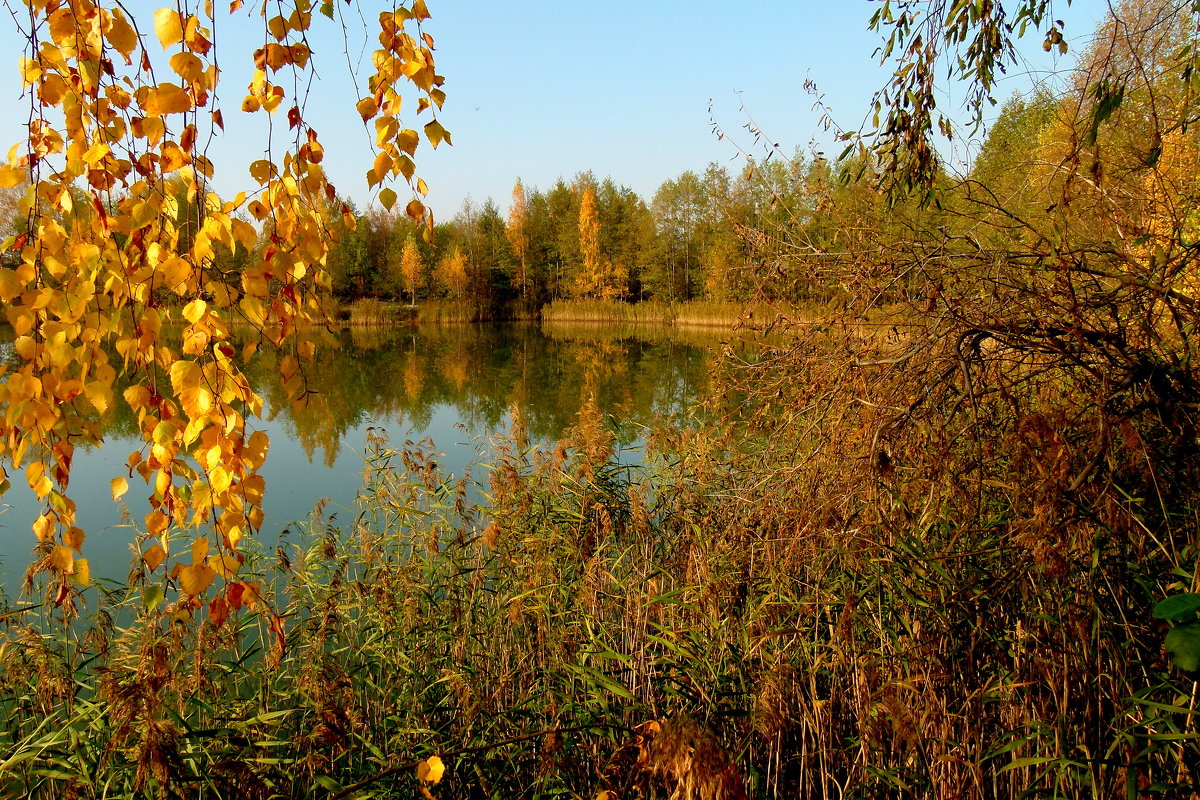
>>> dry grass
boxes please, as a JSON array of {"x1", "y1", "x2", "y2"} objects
[{"x1": 541, "y1": 300, "x2": 781, "y2": 329}]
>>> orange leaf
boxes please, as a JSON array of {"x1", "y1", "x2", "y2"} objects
[
  {"x1": 417, "y1": 756, "x2": 444, "y2": 783},
  {"x1": 208, "y1": 596, "x2": 230, "y2": 628},
  {"x1": 356, "y1": 97, "x2": 378, "y2": 121},
  {"x1": 141, "y1": 83, "x2": 193, "y2": 116},
  {"x1": 108, "y1": 10, "x2": 137, "y2": 62},
  {"x1": 144, "y1": 543, "x2": 167, "y2": 571},
  {"x1": 65, "y1": 526, "x2": 85, "y2": 552},
  {"x1": 169, "y1": 52, "x2": 205, "y2": 82}
]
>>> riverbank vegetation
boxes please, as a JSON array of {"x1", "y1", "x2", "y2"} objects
[{"x1": 5, "y1": 0, "x2": 1200, "y2": 798}]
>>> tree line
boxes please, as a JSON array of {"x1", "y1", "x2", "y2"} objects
[{"x1": 321, "y1": 159, "x2": 819, "y2": 311}]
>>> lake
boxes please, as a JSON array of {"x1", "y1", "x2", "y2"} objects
[{"x1": 0, "y1": 322, "x2": 737, "y2": 593}]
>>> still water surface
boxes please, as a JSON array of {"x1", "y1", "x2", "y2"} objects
[{"x1": 0, "y1": 323, "x2": 734, "y2": 592}]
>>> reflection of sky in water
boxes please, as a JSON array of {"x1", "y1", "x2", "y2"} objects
[
  {"x1": 0, "y1": 406, "x2": 488, "y2": 594},
  {"x1": 0, "y1": 324, "x2": 730, "y2": 594}
]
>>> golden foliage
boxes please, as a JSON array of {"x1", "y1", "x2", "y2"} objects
[{"x1": 0, "y1": 0, "x2": 449, "y2": 613}]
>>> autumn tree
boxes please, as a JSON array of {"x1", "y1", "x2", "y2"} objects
[
  {"x1": 436, "y1": 245, "x2": 469, "y2": 298},
  {"x1": 506, "y1": 178, "x2": 530, "y2": 300},
  {"x1": 0, "y1": 0, "x2": 449, "y2": 613},
  {"x1": 571, "y1": 185, "x2": 625, "y2": 299},
  {"x1": 398, "y1": 233, "x2": 424, "y2": 303},
  {"x1": 576, "y1": 186, "x2": 601, "y2": 297}
]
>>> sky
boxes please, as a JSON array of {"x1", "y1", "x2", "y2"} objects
[{"x1": 0, "y1": 1, "x2": 1106, "y2": 219}]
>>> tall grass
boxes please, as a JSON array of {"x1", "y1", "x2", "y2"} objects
[
  {"x1": 542, "y1": 299, "x2": 780, "y2": 329},
  {"x1": 413, "y1": 300, "x2": 483, "y2": 324},
  {"x1": 3, "y1": 382, "x2": 1196, "y2": 797},
  {"x1": 337, "y1": 299, "x2": 416, "y2": 326}
]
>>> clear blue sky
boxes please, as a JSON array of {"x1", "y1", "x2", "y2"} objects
[{"x1": 0, "y1": 1, "x2": 1103, "y2": 218}]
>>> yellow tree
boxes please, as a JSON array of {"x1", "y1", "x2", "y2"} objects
[
  {"x1": 506, "y1": 178, "x2": 530, "y2": 300},
  {"x1": 399, "y1": 233, "x2": 424, "y2": 303},
  {"x1": 437, "y1": 245, "x2": 469, "y2": 298},
  {"x1": 575, "y1": 186, "x2": 601, "y2": 297},
  {"x1": 0, "y1": 0, "x2": 449, "y2": 614},
  {"x1": 575, "y1": 186, "x2": 626, "y2": 300}
]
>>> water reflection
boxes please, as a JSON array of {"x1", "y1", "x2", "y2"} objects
[{"x1": 0, "y1": 323, "x2": 731, "y2": 589}]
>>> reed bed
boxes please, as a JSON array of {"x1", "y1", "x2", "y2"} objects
[
  {"x1": 541, "y1": 300, "x2": 780, "y2": 329},
  {"x1": 413, "y1": 300, "x2": 485, "y2": 324},
  {"x1": 2, "y1": 355, "x2": 1196, "y2": 798},
  {"x1": 337, "y1": 299, "x2": 417, "y2": 326}
]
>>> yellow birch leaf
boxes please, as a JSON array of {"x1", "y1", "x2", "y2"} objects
[
  {"x1": 0, "y1": 165, "x2": 25, "y2": 188},
  {"x1": 111, "y1": 476, "x2": 129, "y2": 501},
  {"x1": 249, "y1": 159, "x2": 275, "y2": 183},
  {"x1": 375, "y1": 116, "x2": 399, "y2": 146},
  {"x1": 108, "y1": 10, "x2": 137, "y2": 61},
  {"x1": 191, "y1": 537, "x2": 209, "y2": 563},
  {"x1": 356, "y1": 97, "x2": 378, "y2": 121},
  {"x1": 210, "y1": 465, "x2": 232, "y2": 493},
  {"x1": 32, "y1": 475, "x2": 53, "y2": 500},
  {"x1": 152, "y1": 420, "x2": 176, "y2": 445},
  {"x1": 182, "y1": 298, "x2": 207, "y2": 323},
  {"x1": 208, "y1": 553, "x2": 240, "y2": 579},
  {"x1": 262, "y1": 87, "x2": 284, "y2": 113},
  {"x1": 70, "y1": 558, "x2": 90, "y2": 585},
  {"x1": 424, "y1": 119, "x2": 449, "y2": 149},
  {"x1": 181, "y1": 387, "x2": 213, "y2": 420},
  {"x1": 179, "y1": 562, "x2": 216, "y2": 595},
  {"x1": 232, "y1": 218, "x2": 257, "y2": 250},
  {"x1": 32, "y1": 513, "x2": 54, "y2": 543},
  {"x1": 239, "y1": 296, "x2": 265, "y2": 326},
  {"x1": 155, "y1": 468, "x2": 171, "y2": 498},
  {"x1": 170, "y1": 360, "x2": 202, "y2": 393},
  {"x1": 154, "y1": 9, "x2": 184, "y2": 49},
  {"x1": 396, "y1": 155, "x2": 416, "y2": 181},
  {"x1": 373, "y1": 151, "x2": 393, "y2": 179},
  {"x1": 19, "y1": 56, "x2": 41, "y2": 85},
  {"x1": 416, "y1": 756, "x2": 444, "y2": 784},
  {"x1": 48, "y1": 9, "x2": 75, "y2": 46},
  {"x1": 65, "y1": 526, "x2": 85, "y2": 552},
  {"x1": 146, "y1": 509, "x2": 169, "y2": 536},
  {"x1": 142, "y1": 83, "x2": 193, "y2": 116},
  {"x1": 50, "y1": 545, "x2": 74, "y2": 574},
  {"x1": 85, "y1": 381, "x2": 112, "y2": 415},
  {"x1": 169, "y1": 52, "x2": 205, "y2": 82},
  {"x1": 267, "y1": 15, "x2": 287, "y2": 41},
  {"x1": 263, "y1": 43, "x2": 290, "y2": 71},
  {"x1": 379, "y1": 187, "x2": 397, "y2": 211}
]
